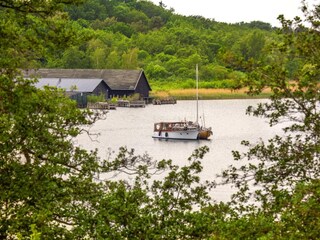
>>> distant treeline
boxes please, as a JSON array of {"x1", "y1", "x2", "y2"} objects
[{"x1": 39, "y1": 0, "x2": 300, "y2": 89}]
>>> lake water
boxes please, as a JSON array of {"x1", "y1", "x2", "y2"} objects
[{"x1": 76, "y1": 99, "x2": 282, "y2": 201}]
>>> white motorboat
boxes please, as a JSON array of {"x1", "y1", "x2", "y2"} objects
[
  {"x1": 152, "y1": 64, "x2": 212, "y2": 140},
  {"x1": 152, "y1": 121, "x2": 212, "y2": 140}
]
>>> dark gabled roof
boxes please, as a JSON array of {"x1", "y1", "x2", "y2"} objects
[
  {"x1": 24, "y1": 69, "x2": 151, "y2": 91},
  {"x1": 33, "y1": 78, "x2": 105, "y2": 92},
  {"x1": 103, "y1": 69, "x2": 147, "y2": 90}
]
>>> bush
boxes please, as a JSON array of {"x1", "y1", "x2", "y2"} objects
[
  {"x1": 87, "y1": 93, "x2": 106, "y2": 103},
  {"x1": 128, "y1": 93, "x2": 141, "y2": 101}
]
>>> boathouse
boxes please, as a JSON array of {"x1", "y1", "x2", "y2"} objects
[
  {"x1": 25, "y1": 69, "x2": 152, "y2": 101},
  {"x1": 33, "y1": 78, "x2": 109, "y2": 108}
]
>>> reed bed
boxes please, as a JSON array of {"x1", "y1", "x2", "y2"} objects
[{"x1": 151, "y1": 88, "x2": 271, "y2": 100}]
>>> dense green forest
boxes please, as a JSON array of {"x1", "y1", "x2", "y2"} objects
[
  {"x1": 1, "y1": 0, "x2": 319, "y2": 239},
  {"x1": 41, "y1": 0, "x2": 291, "y2": 89}
]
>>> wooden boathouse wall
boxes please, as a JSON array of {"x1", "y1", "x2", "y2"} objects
[{"x1": 25, "y1": 69, "x2": 152, "y2": 102}]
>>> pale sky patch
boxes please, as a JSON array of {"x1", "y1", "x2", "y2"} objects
[{"x1": 148, "y1": 0, "x2": 317, "y2": 27}]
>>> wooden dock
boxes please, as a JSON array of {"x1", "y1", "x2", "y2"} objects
[
  {"x1": 117, "y1": 100, "x2": 130, "y2": 107},
  {"x1": 87, "y1": 102, "x2": 116, "y2": 110},
  {"x1": 117, "y1": 100, "x2": 145, "y2": 108},
  {"x1": 88, "y1": 100, "x2": 146, "y2": 109},
  {"x1": 129, "y1": 100, "x2": 145, "y2": 108},
  {"x1": 152, "y1": 98, "x2": 176, "y2": 105}
]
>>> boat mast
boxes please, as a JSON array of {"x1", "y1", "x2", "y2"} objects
[{"x1": 196, "y1": 64, "x2": 199, "y2": 125}]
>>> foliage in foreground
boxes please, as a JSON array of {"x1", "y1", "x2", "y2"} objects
[
  {"x1": 213, "y1": 1, "x2": 320, "y2": 238},
  {"x1": 1, "y1": 0, "x2": 320, "y2": 239},
  {"x1": 0, "y1": 1, "x2": 216, "y2": 238},
  {"x1": 1, "y1": 73, "x2": 219, "y2": 239}
]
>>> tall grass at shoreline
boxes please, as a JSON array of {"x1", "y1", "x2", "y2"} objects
[{"x1": 150, "y1": 88, "x2": 271, "y2": 100}]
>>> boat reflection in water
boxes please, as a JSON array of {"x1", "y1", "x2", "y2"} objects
[{"x1": 152, "y1": 121, "x2": 212, "y2": 140}]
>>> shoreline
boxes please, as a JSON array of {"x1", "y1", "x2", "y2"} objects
[{"x1": 150, "y1": 88, "x2": 271, "y2": 100}]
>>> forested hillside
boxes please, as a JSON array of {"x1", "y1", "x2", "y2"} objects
[{"x1": 38, "y1": 0, "x2": 295, "y2": 89}]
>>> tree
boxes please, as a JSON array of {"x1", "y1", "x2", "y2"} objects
[
  {"x1": 217, "y1": 1, "x2": 320, "y2": 238},
  {"x1": 60, "y1": 46, "x2": 91, "y2": 68},
  {"x1": 122, "y1": 48, "x2": 139, "y2": 69},
  {"x1": 0, "y1": 0, "x2": 88, "y2": 70},
  {"x1": 0, "y1": 82, "x2": 214, "y2": 238},
  {"x1": 237, "y1": 30, "x2": 266, "y2": 62},
  {"x1": 0, "y1": 78, "x2": 103, "y2": 238},
  {"x1": 106, "y1": 50, "x2": 122, "y2": 69},
  {"x1": 0, "y1": 1, "x2": 215, "y2": 239}
]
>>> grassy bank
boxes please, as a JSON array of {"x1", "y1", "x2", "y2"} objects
[{"x1": 150, "y1": 88, "x2": 271, "y2": 100}]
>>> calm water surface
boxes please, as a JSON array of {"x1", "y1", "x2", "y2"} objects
[{"x1": 77, "y1": 99, "x2": 281, "y2": 201}]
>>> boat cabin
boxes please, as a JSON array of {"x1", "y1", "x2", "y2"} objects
[{"x1": 154, "y1": 121, "x2": 198, "y2": 132}]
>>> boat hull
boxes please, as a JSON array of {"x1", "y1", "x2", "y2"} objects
[{"x1": 152, "y1": 129, "x2": 200, "y2": 140}]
